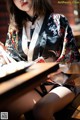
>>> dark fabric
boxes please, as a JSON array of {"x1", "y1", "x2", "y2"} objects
[
  {"x1": 26, "y1": 14, "x2": 38, "y2": 25},
  {"x1": 5, "y1": 13, "x2": 80, "y2": 63},
  {"x1": 30, "y1": 28, "x2": 35, "y2": 39},
  {"x1": 24, "y1": 110, "x2": 35, "y2": 120},
  {"x1": 35, "y1": 82, "x2": 76, "y2": 97}
]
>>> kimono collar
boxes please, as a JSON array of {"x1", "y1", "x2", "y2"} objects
[{"x1": 22, "y1": 16, "x2": 44, "y2": 61}]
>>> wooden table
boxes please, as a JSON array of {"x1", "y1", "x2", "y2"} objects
[
  {"x1": 59, "y1": 62, "x2": 80, "y2": 74},
  {"x1": 0, "y1": 63, "x2": 58, "y2": 111}
]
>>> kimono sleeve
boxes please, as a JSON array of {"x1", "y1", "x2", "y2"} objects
[
  {"x1": 57, "y1": 15, "x2": 80, "y2": 63},
  {"x1": 4, "y1": 32, "x2": 22, "y2": 61}
]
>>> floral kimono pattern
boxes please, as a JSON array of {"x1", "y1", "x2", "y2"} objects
[{"x1": 5, "y1": 13, "x2": 80, "y2": 63}]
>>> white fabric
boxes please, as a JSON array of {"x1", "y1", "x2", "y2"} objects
[{"x1": 22, "y1": 16, "x2": 44, "y2": 61}]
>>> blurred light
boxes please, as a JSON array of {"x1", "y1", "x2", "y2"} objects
[{"x1": 74, "y1": 10, "x2": 78, "y2": 15}]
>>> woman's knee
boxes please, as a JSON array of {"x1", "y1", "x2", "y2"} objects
[
  {"x1": 33, "y1": 101, "x2": 46, "y2": 119},
  {"x1": 33, "y1": 86, "x2": 75, "y2": 120},
  {"x1": 33, "y1": 96, "x2": 54, "y2": 120}
]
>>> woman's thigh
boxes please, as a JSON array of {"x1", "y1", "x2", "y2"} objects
[
  {"x1": 7, "y1": 90, "x2": 42, "y2": 119},
  {"x1": 49, "y1": 86, "x2": 75, "y2": 112},
  {"x1": 33, "y1": 86, "x2": 75, "y2": 117}
]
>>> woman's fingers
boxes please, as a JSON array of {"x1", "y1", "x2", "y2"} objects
[{"x1": 47, "y1": 69, "x2": 61, "y2": 79}]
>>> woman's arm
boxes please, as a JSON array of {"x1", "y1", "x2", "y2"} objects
[{"x1": 57, "y1": 14, "x2": 80, "y2": 63}]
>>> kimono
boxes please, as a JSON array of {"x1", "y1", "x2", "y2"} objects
[
  {"x1": 5, "y1": 13, "x2": 80, "y2": 95},
  {"x1": 5, "y1": 13, "x2": 80, "y2": 63}
]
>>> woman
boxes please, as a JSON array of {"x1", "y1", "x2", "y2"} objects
[{"x1": 2, "y1": 0, "x2": 80, "y2": 119}]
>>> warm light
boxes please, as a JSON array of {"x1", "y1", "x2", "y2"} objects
[
  {"x1": 33, "y1": 99, "x2": 36, "y2": 104},
  {"x1": 74, "y1": 10, "x2": 78, "y2": 16}
]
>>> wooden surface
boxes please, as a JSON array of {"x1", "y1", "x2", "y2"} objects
[
  {"x1": 0, "y1": 62, "x2": 58, "y2": 110},
  {"x1": 0, "y1": 62, "x2": 57, "y2": 95},
  {"x1": 0, "y1": 62, "x2": 80, "y2": 119},
  {"x1": 59, "y1": 62, "x2": 80, "y2": 74},
  {"x1": 72, "y1": 106, "x2": 80, "y2": 119}
]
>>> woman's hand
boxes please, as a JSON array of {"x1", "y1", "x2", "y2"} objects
[
  {"x1": 47, "y1": 69, "x2": 68, "y2": 85},
  {"x1": 47, "y1": 69, "x2": 61, "y2": 79}
]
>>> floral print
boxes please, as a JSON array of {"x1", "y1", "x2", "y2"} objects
[
  {"x1": 5, "y1": 13, "x2": 80, "y2": 63},
  {"x1": 44, "y1": 14, "x2": 80, "y2": 63}
]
